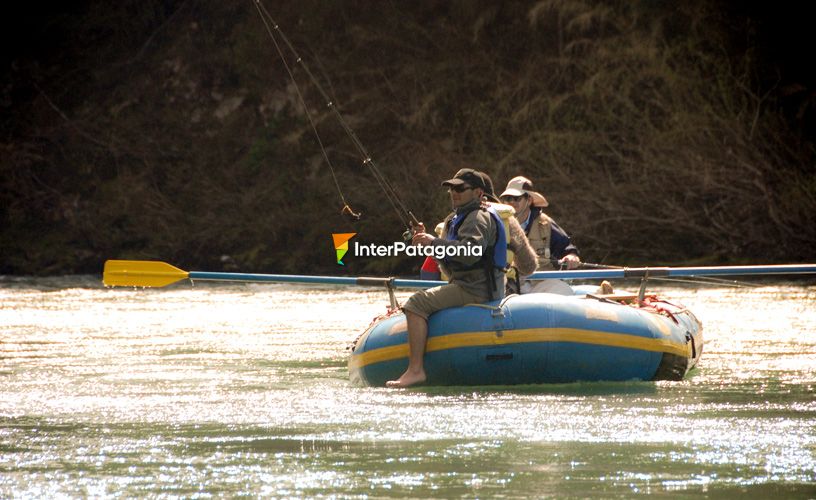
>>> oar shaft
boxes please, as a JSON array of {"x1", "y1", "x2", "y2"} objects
[
  {"x1": 187, "y1": 271, "x2": 445, "y2": 289},
  {"x1": 104, "y1": 260, "x2": 816, "y2": 289}
]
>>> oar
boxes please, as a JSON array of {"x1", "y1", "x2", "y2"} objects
[
  {"x1": 103, "y1": 260, "x2": 816, "y2": 290},
  {"x1": 102, "y1": 260, "x2": 447, "y2": 289}
]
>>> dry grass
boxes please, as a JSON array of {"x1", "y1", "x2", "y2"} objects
[{"x1": 2, "y1": 0, "x2": 813, "y2": 274}]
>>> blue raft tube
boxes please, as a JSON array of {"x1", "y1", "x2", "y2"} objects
[{"x1": 348, "y1": 287, "x2": 702, "y2": 387}]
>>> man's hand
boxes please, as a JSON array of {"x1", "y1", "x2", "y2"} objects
[
  {"x1": 412, "y1": 231, "x2": 435, "y2": 246},
  {"x1": 411, "y1": 221, "x2": 426, "y2": 234},
  {"x1": 559, "y1": 254, "x2": 581, "y2": 269}
]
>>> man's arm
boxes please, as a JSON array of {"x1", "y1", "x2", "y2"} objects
[
  {"x1": 507, "y1": 216, "x2": 537, "y2": 276},
  {"x1": 550, "y1": 220, "x2": 579, "y2": 261}
]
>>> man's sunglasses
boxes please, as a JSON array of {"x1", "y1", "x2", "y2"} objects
[
  {"x1": 449, "y1": 184, "x2": 475, "y2": 193},
  {"x1": 501, "y1": 194, "x2": 527, "y2": 203}
]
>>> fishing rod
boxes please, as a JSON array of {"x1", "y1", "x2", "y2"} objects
[
  {"x1": 551, "y1": 259, "x2": 760, "y2": 288},
  {"x1": 251, "y1": 0, "x2": 420, "y2": 233},
  {"x1": 528, "y1": 264, "x2": 816, "y2": 280}
]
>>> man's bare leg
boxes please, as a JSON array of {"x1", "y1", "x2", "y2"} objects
[{"x1": 385, "y1": 311, "x2": 428, "y2": 388}]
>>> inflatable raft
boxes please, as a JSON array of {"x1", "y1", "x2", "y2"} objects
[{"x1": 349, "y1": 290, "x2": 703, "y2": 386}]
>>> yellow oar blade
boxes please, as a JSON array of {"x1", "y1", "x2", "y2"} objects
[{"x1": 103, "y1": 260, "x2": 190, "y2": 288}]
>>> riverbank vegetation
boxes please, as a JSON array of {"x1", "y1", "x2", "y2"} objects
[{"x1": 2, "y1": 0, "x2": 814, "y2": 275}]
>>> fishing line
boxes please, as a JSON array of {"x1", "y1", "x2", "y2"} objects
[
  {"x1": 251, "y1": 1, "x2": 356, "y2": 220},
  {"x1": 251, "y1": 0, "x2": 419, "y2": 230}
]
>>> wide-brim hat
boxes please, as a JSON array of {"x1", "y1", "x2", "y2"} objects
[
  {"x1": 441, "y1": 168, "x2": 486, "y2": 190},
  {"x1": 500, "y1": 176, "x2": 549, "y2": 207}
]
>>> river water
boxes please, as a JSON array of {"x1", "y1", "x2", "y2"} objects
[{"x1": 1, "y1": 276, "x2": 815, "y2": 497}]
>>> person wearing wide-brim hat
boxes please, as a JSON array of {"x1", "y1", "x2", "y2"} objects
[
  {"x1": 500, "y1": 175, "x2": 581, "y2": 295},
  {"x1": 477, "y1": 171, "x2": 538, "y2": 280}
]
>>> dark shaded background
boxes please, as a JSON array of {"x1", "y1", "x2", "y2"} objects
[{"x1": 2, "y1": 1, "x2": 814, "y2": 276}]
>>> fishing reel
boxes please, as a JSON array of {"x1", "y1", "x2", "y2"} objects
[{"x1": 402, "y1": 219, "x2": 426, "y2": 242}]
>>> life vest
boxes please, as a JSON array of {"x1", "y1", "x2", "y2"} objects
[
  {"x1": 444, "y1": 203, "x2": 507, "y2": 300},
  {"x1": 526, "y1": 208, "x2": 554, "y2": 271},
  {"x1": 445, "y1": 204, "x2": 507, "y2": 267},
  {"x1": 432, "y1": 202, "x2": 514, "y2": 282},
  {"x1": 488, "y1": 202, "x2": 516, "y2": 278}
]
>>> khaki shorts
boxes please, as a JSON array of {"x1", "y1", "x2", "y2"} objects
[{"x1": 402, "y1": 283, "x2": 485, "y2": 320}]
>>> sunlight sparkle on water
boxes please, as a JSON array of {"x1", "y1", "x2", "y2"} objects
[{"x1": 2, "y1": 278, "x2": 815, "y2": 496}]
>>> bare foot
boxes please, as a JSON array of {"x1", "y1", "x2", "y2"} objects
[{"x1": 385, "y1": 369, "x2": 426, "y2": 388}]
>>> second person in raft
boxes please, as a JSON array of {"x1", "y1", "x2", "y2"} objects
[
  {"x1": 386, "y1": 168, "x2": 508, "y2": 388},
  {"x1": 500, "y1": 176, "x2": 581, "y2": 295}
]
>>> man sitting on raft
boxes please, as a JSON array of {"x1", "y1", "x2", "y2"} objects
[
  {"x1": 386, "y1": 168, "x2": 508, "y2": 388},
  {"x1": 419, "y1": 170, "x2": 537, "y2": 288}
]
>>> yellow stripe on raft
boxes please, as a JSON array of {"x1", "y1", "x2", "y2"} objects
[{"x1": 348, "y1": 327, "x2": 690, "y2": 370}]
